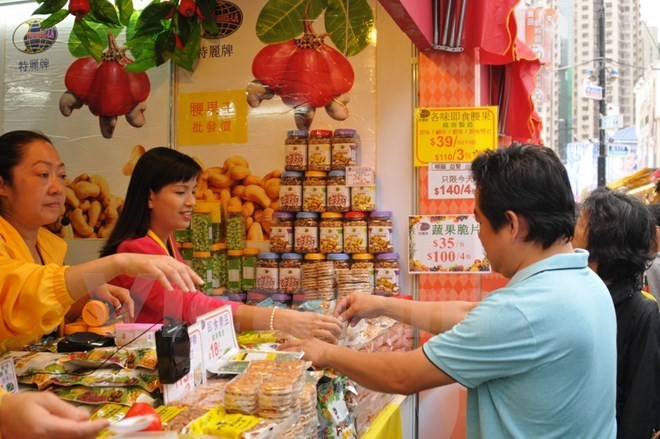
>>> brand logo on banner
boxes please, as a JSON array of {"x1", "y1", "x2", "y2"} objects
[
  {"x1": 12, "y1": 19, "x2": 57, "y2": 54},
  {"x1": 203, "y1": 1, "x2": 243, "y2": 39}
]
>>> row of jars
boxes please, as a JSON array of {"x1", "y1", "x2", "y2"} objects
[
  {"x1": 279, "y1": 169, "x2": 376, "y2": 213},
  {"x1": 174, "y1": 202, "x2": 248, "y2": 253},
  {"x1": 270, "y1": 210, "x2": 393, "y2": 254},
  {"x1": 189, "y1": 251, "x2": 400, "y2": 297},
  {"x1": 285, "y1": 129, "x2": 359, "y2": 172}
]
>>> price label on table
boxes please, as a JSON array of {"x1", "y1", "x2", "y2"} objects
[
  {"x1": 0, "y1": 358, "x2": 17, "y2": 393},
  {"x1": 428, "y1": 162, "x2": 475, "y2": 200},
  {"x1": 196, "y1": 305, "x2": 238, "y2": 373},
  {"x1": 408, "y1": 215, "x2": 490, "y2": 273}
]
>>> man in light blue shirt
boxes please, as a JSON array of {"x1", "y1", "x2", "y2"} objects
[{"x1": 284, "y1": 143, "x2": 617, "y2": 438}]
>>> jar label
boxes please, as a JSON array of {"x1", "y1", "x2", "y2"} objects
[
  {"x1": 376, "y1": 267, "x2": 400, "y2": 294},
  {"x1": 285, "y1": 143, "x2": 307, "y2": 167},
  {"x1": 303, "y1": 185, "x2": 327, "y2": 211},
  {"x1": 327, "y1": 185, "x2": 350, "y2": 209},
  {"x1": 279, "y1": 185, "x2": 302, "y2": 209},
  {"x1": 332, "y1": 142, "x2": 357, "y2": 167},
  {"x1": 351, "y1": 186, "x2": 376, "y2": 211},
  {"x1": 295, "y1": 226, "x2": 318, "y2": 252},
  {"x1": 256, "y1": 267, "x2": 278, "y2": 290},
  {"x1": 228, "y1": 268, "x2": 241, "y2": 283},
  {"x1": 368, "y1": 225, "x2": 393, "y2": 253},
  {"x1": 280, "y1": 267, "x2": 301, "y2": 293},
  {"x1": 320, "y1": 227, "x2": 343, "y2": 253},
  {"x1": 243, "y1": 266, "x2": 255, "y2": 280},
  {"x1": 308, "y1": 143, "x2": 331, "y2": 167},
  {"x1": 344, "y1": 225, "x2": 367, "y2": 253},
  {"x1": 270, "y1": 226, "x2": 293, "y2": 252}
]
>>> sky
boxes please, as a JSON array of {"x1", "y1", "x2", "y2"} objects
[{"x1": 641, "y1": 0, "x2": 660, "y2": 29}]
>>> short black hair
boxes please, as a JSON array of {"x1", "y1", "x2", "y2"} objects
[
  {"x1": 0, "y1": 130, "x2": 52, "y2": 184},
  {"x1": 580, "y1": 187, "x2": 656, "y2": 283},
  {"x1": 471, "y1": 142, "x2": 576, "y2": 249}
]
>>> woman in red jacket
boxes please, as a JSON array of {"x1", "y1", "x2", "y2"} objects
[{"x1": 101, "y1": 147, "x2": 342, "y2": 342}]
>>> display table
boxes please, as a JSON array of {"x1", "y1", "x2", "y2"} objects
[{"x1": 361, "y1": 394, "x2": 407, "y2": 439}]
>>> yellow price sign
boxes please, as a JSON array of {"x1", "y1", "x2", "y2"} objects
[
  {"x1": 178, "y1": 90, "x2": 248, "y2": 146},
  {"x1": 414, "y1": 106, "x2": 498, "y2": 166}
]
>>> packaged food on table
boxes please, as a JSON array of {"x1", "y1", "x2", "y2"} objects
[
  {"x1": 327, "y1": 252, "x2": 350, "y2": 276},
  {"x1": 257, "y1": 376, "x2": 295, "y2": 410},
  {"x1": 284, "y1": 129, "x2": 308, "y2": 171},
  {"x1": 2, "y1": 351, "x2": 68, "y2": 390},
  {"x1": 64, "y1": 346, "x2": 158, "y2": 370},
  {"x1": 302, "y1": 171, "x2": 327, "y2": 212},
  {"x1": 183, "y1": 404, "x2": 279, "y2": 438},
  {"x1": 368, "y1": 210, "x2": 394, "y2": 253},
  {"x1": 54, "y1": 385, "x2": 155, "y2": 406},
  {"x1": 51, "y1": 368, "x2": 160, "y2": 392},
  {"x1": 224, "y1": 374, "x2": 261, "y2": 413},
  {"x1": 307, "y1": 129, "x2": 332, "y2": 171},
  {"x1": 157, "y1": 403, "x2": 209, "y2": 431},
  {"x1": 317, "y1": 374, "x2": 357, "y2": 439},
  {"x1": 279, "y1": 171, "x2": 304, "y2": 212},
  {"x1": 319, "y1": 212, "x2": 343, "y2": 253}
]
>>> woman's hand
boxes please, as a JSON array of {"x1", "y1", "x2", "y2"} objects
[
  {"x1": 334, "y1": 294, "x2": 386, "y2": 326},
  {"x1": 90, "y1": 284, "x2": 135, "y2": 321},
  {"x1": 0, "y1": 392, "x2": 109, "y2": 439},
  {"x1": 118, "y1": 254, "x2": 203, "y2": 292},
  {"x1": 278, "y1": 309, "x2": 344, "y2": 343}
]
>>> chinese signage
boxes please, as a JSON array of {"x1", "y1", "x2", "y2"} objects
[
  {"x1": 408, "y1": 215, "x2": 490, "y2": 274},
  {"x1": 346, "y1": 166, "x2": 375, "y2": 187},
  {"x1": 428, "y1": 162, "x2": 475, "y2": 200},
  {"x1": 197, "y1": 305, "x2": 238, "y2": 374},
  {"x1": 177, "y1": 90, "x2": 248, "y2": 145},
  {"x1": 414, "y1": 107, "x2": 498, "y2": 166}
]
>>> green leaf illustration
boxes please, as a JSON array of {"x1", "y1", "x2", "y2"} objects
[
  {"x1": 255, "y1": 0, "x2": 306, "y2": 43},
  {"x1": 325, "y1": 0, "x2": 373, "y2": 56}
]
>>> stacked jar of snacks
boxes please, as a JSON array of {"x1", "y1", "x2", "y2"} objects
[
  {"x1": 294, "y1": 212, "x2": 319, "y2": 253},
  {"x1": 331, "y1": 128, "x2": 359, "y2": 170},
  {"x1": 375, "y1": 252, "x2": 400, "y2": 296},
  {"x1": 198, "y1": 200, "x2": 223, "y2": 244},
  {"x1": 351, "y1": 253, "x2": 375, "y2": 292},
  {"x1": 270, "y1": 212, "x2": 294, "y2": 253},
  {"x1": 256, "y1": 253, "x2": 280, "y2": 295},
  {"x1": 178, "y1": 242, "x2": 194, "y2": 268},
  {"x1": 192, "y1": 204, "x2": 213, "y2": 251},
  {"x1": 192, "y1": 250, "x2": 213, "y2": 294},
  {"x1": 343, "y1": 211, "x2": 368, "y2": 254},
  {"x1": 307, "y1": 129, "x2": 332, "y2": 171},
  {"x1": 319, "y1": 212, "x2": 343, "y2": 253},
  {"x1": 284, "y1": 129, "x2": 308, "y2": 171},
  {"x1": 303, "y1": 171, "x2": 327, "y2": 213},
  {"x1": 211, "y1": 243, "x2": 228, "y2": 295},
  {"x1": 326, "y1": 170, "x2": 350, "y2": 213},
  {"x1": 302, "y1": 253, "x2": 335, "y2": 301},
  {"x1": 351, "y1": 183, "x2": 376, "y2": 212},
  {"x1": 226, "y1": 206, "x2": 246, "y2": 250},
  {"x1": 241, "y1": 247, "x2": 260, "y2": 292},
  {"x1": 279, "y1": 252, "x2": 302, "y2": 295},
  {"x1": 368, "y1": 210, "x2": 393, "y2": 253},
  {"x1": 279, "y1": 171, "x2": 304, "y2": 212},
  {"x1": 227, "y1": 249, "x2": 243, "y2": 294}
]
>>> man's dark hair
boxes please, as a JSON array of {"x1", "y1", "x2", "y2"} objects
[
  {"x1": 471, "y1": 142, "x2": 576, "y2": 249},
  {"x1": 648, "y1": 202, "x2": 660, "y2": 227},
  {"x1": 580, "y1": 187, "x2": 656, "y2": 283}
]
